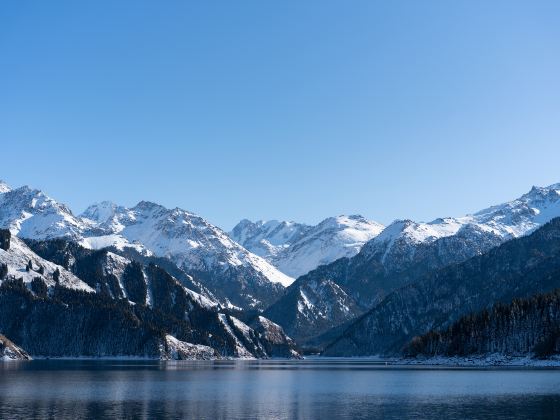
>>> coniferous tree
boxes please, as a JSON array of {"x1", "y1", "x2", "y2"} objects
[
  {"x1": 53, "y1": 268, "x2": 60, "y2": 283},
  {"x1": 0, "y1": 263, "x2": 7, "y2": 280}
]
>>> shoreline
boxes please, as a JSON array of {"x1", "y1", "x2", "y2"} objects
[
  {"x1": 393, "y1": 354, "x2": 560, "y2": 367},
  {"x1": 4, "y1": 354, "x2": 560, "y2": 367}
]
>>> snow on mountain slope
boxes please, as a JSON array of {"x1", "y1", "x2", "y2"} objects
[
  {"x1": 0, "y1": 334, "x2": 31, "y2": 360},
  {"x1": 80, "y1": 201, "x2": 293, "y2": 287},
  {"x1": 4, "y1": 234, "x2": 300, "y2": 359},
  {"x1": 0, "y1": 184, "x2": 93, "y2": 240},
  {"x1": 0, "y1": 181, "x2": 291, "y2": 309},
  {"x1": 0, "y1": 180, "x2": 11, "y2": 194},
  {"x1": 231, "y1": 215, "x2": 384, "y2": 278},
  {"x1": 266, "y1": 183, "x2": 560, "y2": 346},
  {"x1": 362, "y1": 183, "x2": 560, "y2": 265},
  {"x1": 0, "y1": 232, "x2": 94, "y2": 292},
  {"x1": 230, "y1": 219, "x2": 311, "y2": 259}
]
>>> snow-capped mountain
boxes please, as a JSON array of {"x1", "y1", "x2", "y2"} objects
[
  {"x1": 323, "y1": 217, "x2": 560, "y2": 357},
  {"x1": 1, "y1": 229, "x2": 299, "y2": 359},
  {"x1": 0, "y1": 181, "x2": 11, "y2": 194},
  {"x1": 80, "y1": 200, "x2": 291, "y2": 284},
  {"x1": 79, "y1": 200, "x2": 292, "y2": 308},
  {"x1": 230, "y1": 219, "x2": 311, "y2": 260},
  {"x1": 264, "y1": 270, "x2": 361, "y2": 343},
  {"x1": 0, "y1": 181, "x2": 292, "y2": 310},
  {"x1": 266, "y1": 183, "x2": 560, "y2": 345},
  {"x1": 231, "y1": 215, "x2": 384, "y2": 278},
  {"x1": 359, "y1": 183, "x2": 560, "y2": 271},
  {"x1": 0, "y1": 184, "x2": 93, "y2": 240},
  {"x1": 0, "y1": 232, "x2": 94, "y2": 293}
]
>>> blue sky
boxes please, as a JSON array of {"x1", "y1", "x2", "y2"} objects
[{"x1": 1, "y1": 1, "x2": 559, "y2": 229}]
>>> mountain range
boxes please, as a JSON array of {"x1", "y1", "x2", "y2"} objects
[
  {"x1": 0, "y1": 183, "x2": 290, "y2": 310},
  {"x1": 230, "y1": 215, "x2": 384, "y2": 278},
  {"x1": 1, "y1": 178, "x2": 560, "y2": 360},
  {"x1": 265, "y1": 183, "x2": 560, "y2": 345}
]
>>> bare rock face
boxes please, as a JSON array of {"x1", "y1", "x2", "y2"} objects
[
  {"x1": 161, "y1": 335, "x2": 219, "y2": 360},
  {"x1": 0, "y1": 334, "x2": 31, "y2": 360},
  {"x1": 250, "y1": 316, "x2": 301, "y2": 359}
]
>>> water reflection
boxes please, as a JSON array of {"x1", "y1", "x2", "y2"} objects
[{"x1": 1, "y1": 359, "x2": 560, "y2": 419}]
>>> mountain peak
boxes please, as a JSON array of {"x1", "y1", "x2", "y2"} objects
[
  {"x1": 81, "y1": 201, "x2": 121, "y2": 223},
  {"x1": 0, "y1": 180, "x2": 11, "y2": 193},
  {"x1": 232, "y1": 214, "x2": 384, "y2": 278},
  {"x1": 521, "y1": 183, "x2": 560, "y2": 201},
  {"x1": 134, "y1": 200, "x2": 166, "y2": 212}
]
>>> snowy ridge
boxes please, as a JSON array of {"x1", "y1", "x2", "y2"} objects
[
  {"x1": 0, "y1": 181, "x2": 292, "y2": 309},
  {"x1": 232, "y1": 215, "x2": 384, "y2": 278},
  {"x1": 265, "y1": 182, "x2": 560, "y2": 345},
  {"x1": 0, "y1": 180, "x2": 11, "y2": 194},
  {"x1": 362, "y1": 183, "x2": 560, "y2": 264},
  {"x1": 0, "y1": 185, "x2": 92, "y2": 240},
  {"x1": 230, "y1": 219, "x2": 310, "y2": 258},
  {"x1": 0, "y1": 235, "x2": 94, "y2": 292},
  {"x1": 79, "y1": 201, "x2": 293, "y2": 287}
]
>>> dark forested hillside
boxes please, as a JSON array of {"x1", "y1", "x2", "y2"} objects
[
  {"x1": 1, "y1": 237, "x2": 299, "y2": 359},
  {"x1": 404, "y1": 289, "x2": 560, "y2": 358},
  {"x1": 265, "y1": 223, "x2": 504, "y2": 345},
  {"x1": 324, "y1": 218, "x2": 560, "y2": 356}
]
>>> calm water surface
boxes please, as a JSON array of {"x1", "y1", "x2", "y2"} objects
[{"x1": 1, "y1": 358, "x2": 560, "y2": 419}]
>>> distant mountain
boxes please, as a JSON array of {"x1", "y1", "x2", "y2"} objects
[
  {"x1": 230, "y1": 219, "x2": 311, "y2": 262},
  {"x1": 266, "y1": 183, "x2": 560, "y2": 345},
  {"x1": 403, "y1": 288, "x2": 560, "y2": 359},
  {"x1": 323, "y1": 217, "x2": 560, "y2": 356},
  {"x1": 0, "y1": 181, "x2": 11, "y2": 194},
  {"x1": 231, "y1": 215, "x2": 384, "y2": 278},
  {"x1": 80, "y1": 200, "x2": 293, "y2": 309},
  {"x1": 0, "y1": 185, "x2": 94, "y2": 240},
  {"x1": 0, "y1": 229, "x2": 299, "y2": 359},
  {"x1": 0, "y1": 181, "x2": 292, "y2": 310}
]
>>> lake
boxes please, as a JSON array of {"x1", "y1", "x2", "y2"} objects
[{"x1": 1, "y1": 358, "x2": 560, "y2": 419}]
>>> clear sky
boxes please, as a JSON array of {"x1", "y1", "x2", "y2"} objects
[{"x1": 1, "y1": 1, "x2": 559, "y2": 230}]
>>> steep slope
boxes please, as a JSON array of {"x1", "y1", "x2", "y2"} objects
[
  {"x1": 0, "y1": 182, "x2": 292, "y2": 310},
  {"x1": 0, "y1": 180, "x2": 11, "y2": 194},
  {"x1": 267, "y1": 183, "x2": 560, "y2": 344},
  {"x1": 230, "y1": 219, "x2": 311, "y2": 260},
  {"x1": 0, "y1": 232, "x2": 94, "y2": 293},
  {"x1": 0, "y1": 185, "x2": 93, "y2": 240},
  {"x1": 80, "y1": 200, "x2": 292, "y2": 309},
  {"x1": 403, "y1": 288, "x2": 560, "y2": 359},
  {"x1": 1, "y1": 231, "x2": 299, "y2": 359},
  {"x1": 231, "y1": 215, "x2": 384, "y2": 278},
  {"x1": 0, "y1": 334, "x2": 31, "y2": 360},
  {"x1": 249, "y1": 316, "x2": 301, "y2": 358},
  {"x1": 324, "y1": 217, "x2": 560, "y2": 356},
  {"x1": 264, "y1": 259, "x2": 362, "y2": 343}
]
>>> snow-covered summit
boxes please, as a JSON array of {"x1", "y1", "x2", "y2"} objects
[
  {"x1": 0, "y1": 180, "x2": 11, "y2": 194},
  {"x1": 0, "y1": 182, "x2": 292, "y2": 309},
  {"x1": 230, "y1": 219, "x2": 311, "y2": 259},
  {"x1": 0, "y1": 185, "x2": 90, "y2": 240},
  {"x1": 231, "y1": 214, "x2": 384, "y2": 278},
  {"x1": 80, "y1": 200, "x2": 293, "y2": 287},
  {"x1": 361, "y1": 182, "x2": 560, "y2": 264},
  {"x1": 82, "y1": 201, "x2": 125, "y2": 223}
]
